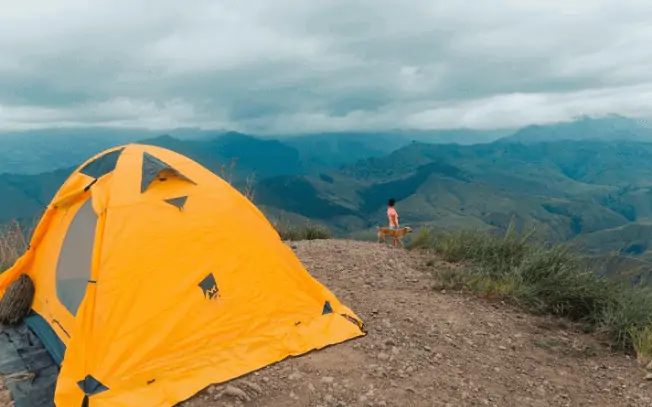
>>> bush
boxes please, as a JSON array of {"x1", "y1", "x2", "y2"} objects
[
  {"x1": 273, "y1": 220, "x2": 332, "y2": 241},
  {"x1": 411, "y1": 222, "x2": 652, "y2": 354}
]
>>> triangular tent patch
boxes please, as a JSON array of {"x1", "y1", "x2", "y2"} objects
[
  {"x1": 322, "y1": 300, "x2": 333, "y2": 314},
  {"x1": 0, "y1": 144, "x2": 365, "y2": 407},
  {"x1": 79, "y1": 148, "x2": 124, "y2": 179},
  {"x1": 164, "y1": 196, "x2": 188, "y2": 211},
  {"x1": 141, "y1": 152, "x2": 196, "y2": 193},
  {"x1": 77, "y1": 374, "x2": 108, "y2": 395}
]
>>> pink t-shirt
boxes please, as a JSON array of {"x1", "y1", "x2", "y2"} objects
[{"x1": 387, "y1": 207, "x2": 398, "y2": 227}]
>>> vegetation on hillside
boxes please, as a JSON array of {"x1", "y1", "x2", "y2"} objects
[
  {"x1": 410, "y1": 222, "x2": 652, "y2": 364},
  {"x1": 0, "y1": 221, "x2": 30, "y2": 272},
  {"x1": 273, "y1": 220, "x2": 332, "y2": 241}
]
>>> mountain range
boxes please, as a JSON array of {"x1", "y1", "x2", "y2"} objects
[{"x1": 3, "y1": 114, "x2": 652, "y2": 278}]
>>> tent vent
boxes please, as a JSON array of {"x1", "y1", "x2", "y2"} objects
[
  {"x1": 77, "y1": 374, "x2": 108, "y2": 396},
  {"x1": 322, "y1": 301, "x2": 333, "y2": 315},
  {"x1": 141, "y1": 152, "x2": 196, "y2": 193},
  {"x1": 79, "y1": 148, "x2": 125, "y2": 179},
  {"x1": 164, "y1": 196, "x2": 188, "y2": 211},
  {"x1": 198, "y1": 273, "x2": 219, "y2": 300}
]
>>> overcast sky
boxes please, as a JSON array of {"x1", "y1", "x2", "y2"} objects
[{"x1": 1, "y1": 0, "x2": 651, "y2": 134}]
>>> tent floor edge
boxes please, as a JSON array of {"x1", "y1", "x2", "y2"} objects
[{"x1": 24, "y1": 311, "x2": 66, "y2": 365}]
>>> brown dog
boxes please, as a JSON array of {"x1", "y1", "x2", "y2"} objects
[{"x1": 377, "y1": 226, "x2": 413, "y2": 247}]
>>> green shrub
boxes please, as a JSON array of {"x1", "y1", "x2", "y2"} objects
[
  {"x1": 273, "y1": 220, "x2": 332, "y2": 241},
  {"x1": 412, "y1": 221, "x2": 652, "y2": 354}
]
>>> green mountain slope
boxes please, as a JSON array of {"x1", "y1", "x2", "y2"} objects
[{"x1": 254, "y1": 140, "x2": 652, "y2": 247}]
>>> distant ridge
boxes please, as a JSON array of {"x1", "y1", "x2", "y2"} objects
[{"x1": 498, "y1": 115, "x2": 652, "y2": 144}]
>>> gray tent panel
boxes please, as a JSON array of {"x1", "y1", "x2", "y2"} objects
[
  {"x1": 78, "y1": 148, "x2": 125, "y2": 179},
  {"x1": 55, "y1": 198, "x2": 97, "y2": 316},
  {"x1": 141, "y1": 152, "x2": 196, "y2": 193},
  {"x1": 164, "y1": 196, "x2": 188, "y2": 210}
]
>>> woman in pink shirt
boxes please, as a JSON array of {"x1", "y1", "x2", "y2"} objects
[
  {"x1": 387, "y1": 198, "x2": 399, "y2": 229},
  {"x1": 387, "y1": 198, "x2": 399, "y2": 246}
]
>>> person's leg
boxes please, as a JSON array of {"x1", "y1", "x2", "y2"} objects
[{"x1": 389, "y1": 225, "x2": 397, "y2": 246}]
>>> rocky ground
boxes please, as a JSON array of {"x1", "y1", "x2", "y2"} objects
[
  {"x1": 179, "y1": 240, "x2": 652, "y2": 407},
  {"x1": 3, "y1": 239, "x2": 652, "y2": 407},
  {"x1": 0, "y1": 380, "x2": 10, "y2": 407}
]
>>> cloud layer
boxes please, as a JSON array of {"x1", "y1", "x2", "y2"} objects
[{"x1": 1, "y1": 0, "x2": 651, "y2": 133}]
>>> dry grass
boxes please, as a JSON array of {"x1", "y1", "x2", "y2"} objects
[
  {"x1": 0, "y1": 221, "x2": 31, "y2": 272},
  {"x1": 629, "y1": 326, "x2": 652, "y2": 367},
  {"x1": 222, "y1": 157, "x2": 256, "y2": 202},
  {"x1": 410, "y1": 220, "x2": 652, "y2": 359}
]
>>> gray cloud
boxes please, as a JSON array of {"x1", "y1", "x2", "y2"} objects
[{"x1": 1, "y1": 0, "x2": 651, "y2": 133}]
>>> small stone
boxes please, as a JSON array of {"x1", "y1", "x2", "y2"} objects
[
  {"x1": 498, "y1": 345, "x2": 507, "y2": 350},
  {"x1": 377, "y1": 352, "x2": 390, "y2": 361},
  {"x1": 225, "y1": 385, "x2": 250, "y2": 401},
  {"x1": 289, "y1": 371, "x2": 302, "y2": 380},
  {"x1": 424, "y1": 346, "x2": 432, "y2": 352},
  {"x1": 240, "y1": 380, "x2": 262, "y2": 394},
  {"x1": 321, "y1": 376, "x2": 335, "y2": 384}
]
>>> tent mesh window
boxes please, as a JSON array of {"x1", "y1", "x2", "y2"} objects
[{"x1": 55, "y1": 199, "x2": 97, "y2": 316}]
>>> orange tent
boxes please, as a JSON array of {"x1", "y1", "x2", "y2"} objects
[{"x1": 0, "y1": 144, "x2": 365, "y2": 407}]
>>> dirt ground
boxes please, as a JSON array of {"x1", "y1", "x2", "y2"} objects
[
  {"x1": 178, "y1": 239, "x2": 652, "y2": 407},
  {"x1": 3, "y1": 239, "x2": 652, "y2": 407}
]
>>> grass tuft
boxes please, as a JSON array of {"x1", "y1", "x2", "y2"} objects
[
  {"x1": 411, "y1": 220, "x2": 652, "y2": 357},
  {"x1": 629, "y1": 326, "x2": 652, "y2": 366},
  {"x1": 273, "y1": 220, "x2": 332, "y2": 241}
]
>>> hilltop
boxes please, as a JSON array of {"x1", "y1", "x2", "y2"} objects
[
  {"x1": 2, "y1": 221, "x2": 652, "y2": 406},
  {"x1": 174, "y1": 240, "x2": 651, "y2": 407}
]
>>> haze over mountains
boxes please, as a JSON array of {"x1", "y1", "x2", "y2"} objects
[{"x1": 3, "y1": 115, "x2": 652, "y2": 278}]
